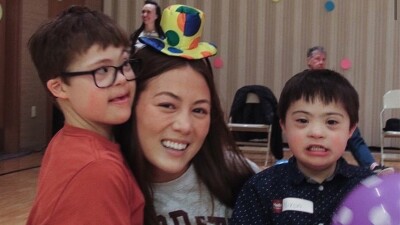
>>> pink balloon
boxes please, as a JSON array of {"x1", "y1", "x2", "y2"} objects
[
  {"x1": 213, "y1": 57, "x2": 224, "y2": 69},
  {"x1": 332, "y1": 173, "x2": 400, "y2": 225},
  {"x1": 340, "y1": 58, "x2": 352, "y2": 70}
]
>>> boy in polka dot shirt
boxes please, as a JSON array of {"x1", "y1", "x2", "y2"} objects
[{"x1": 230, "y1": 70, "x2": 373, "y2": 225}]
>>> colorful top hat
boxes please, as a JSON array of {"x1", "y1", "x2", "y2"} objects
[{"x1": 139, "y1": 4, "x2": 217, "y2": 60}]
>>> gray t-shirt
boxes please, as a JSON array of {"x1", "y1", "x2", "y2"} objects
[
  {"x1": 152, "y1": 165, "x2": 231, "y2": 224},
  {"x1": 152, "y1": 158, "x2": 260, "y2": 225}
]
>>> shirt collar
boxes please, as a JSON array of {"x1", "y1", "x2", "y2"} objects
[{"x1": 288, "y1": 157, "x2": 357, "y2": 185}]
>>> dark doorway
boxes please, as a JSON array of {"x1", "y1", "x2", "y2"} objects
[
  {"x1": 0, "y1": 0, "x2": 21, "y2": 154},
  {"x1": 0, "y1": 0, "x2": 5, "y2": 152}
]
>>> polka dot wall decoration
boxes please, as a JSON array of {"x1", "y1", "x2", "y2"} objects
[
  {"x1": 325, "y1": 1, "x2": 335, "y2": 12},
  {"x1": 340, "y1": 58, "x2": 352, "y2": 70}
]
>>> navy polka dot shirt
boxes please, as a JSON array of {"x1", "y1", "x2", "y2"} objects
[{"x1": 230, "y1": 157, "x2": 373, "y2": 225}]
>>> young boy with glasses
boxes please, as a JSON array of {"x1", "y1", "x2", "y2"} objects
[{"x1": 27, "y1": 6, "x2": 144, "y2": 225}]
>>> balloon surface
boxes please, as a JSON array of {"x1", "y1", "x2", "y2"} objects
[{"x1": 332, "y1": 173, "x2": 400, "y2": 225}]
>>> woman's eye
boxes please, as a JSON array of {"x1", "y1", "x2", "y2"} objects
[
  {"x1": 158, "y1": 103, "x2": 174, "y2": 109},
  {"x1": 193, "y1": 108, "x2": 208, "y2": 115}
]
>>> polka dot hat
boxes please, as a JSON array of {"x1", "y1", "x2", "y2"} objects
[{"x1": 139, "y1": 4, "x2": 217, "y2": 60}]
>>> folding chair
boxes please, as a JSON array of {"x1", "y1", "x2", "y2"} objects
[
  {"x1": 228, "y1": 85, "x2": 282, "y2": 167},
  {"x1": 379, "y1": 89, "x2": 400, "y2": 165},
  {"x1": 227, "y1": 122, "x2": 272, "y2": 167}
]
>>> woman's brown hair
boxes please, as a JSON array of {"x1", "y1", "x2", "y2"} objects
[{"x1": 128, "y1": 47, "x2": 255, "y2": 225}]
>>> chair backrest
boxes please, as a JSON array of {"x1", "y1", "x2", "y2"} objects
[
  {"x1": 228, "y1": 85, "x2": 283, "y2": 160},
  {"x1": 229, "y1": 85, "x2": 277, "y2": 126},
  {"x1": 383, "y1": 89, "x2": 400, "y2": 109}
]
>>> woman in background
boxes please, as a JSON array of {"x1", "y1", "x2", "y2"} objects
[{"x1": 129, "y1": 0, "x2": 164, "y2": 54}]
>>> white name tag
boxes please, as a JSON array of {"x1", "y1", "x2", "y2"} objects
[{"x1": 282, "y1": 198, "x2": 314, "y2": 214}]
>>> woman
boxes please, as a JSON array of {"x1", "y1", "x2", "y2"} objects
[
  {"x1": 129, "y1": 5, "x2": 258, "y2": 225},
  {"x1": 129, "y1": 0, "x2": 164, "y2": 54}
]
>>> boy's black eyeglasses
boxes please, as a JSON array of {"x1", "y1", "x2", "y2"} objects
[{"x1": 61, "y1": 59, "x2": 141, "y2": 88}]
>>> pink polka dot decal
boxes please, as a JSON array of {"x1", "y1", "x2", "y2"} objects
[
  {"x1": 213, "y1": 57, "x2": 224, "y2": 69},
  {"x1": 340, "y1": 58, "x2": 352, "y2": 70}
]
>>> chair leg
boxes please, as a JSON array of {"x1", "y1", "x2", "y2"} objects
[
  {"x1": 264, "y1": 147, "x2": 270, "y2": 167},
  {"x1": 380, "y1": 134, "x2": 384, "y2": 166}
]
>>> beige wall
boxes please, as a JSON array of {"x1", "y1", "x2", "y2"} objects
[
  {"x1": 106, "y1": 0, "x2": 400, "y2": 147},
  {"x1": 18, "y1": 0, "x2": 400, "y2": 151}
]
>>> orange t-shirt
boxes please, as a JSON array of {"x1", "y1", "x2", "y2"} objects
[{"x1": 27, "y1": 125, "x2": 144, "y2": 225}]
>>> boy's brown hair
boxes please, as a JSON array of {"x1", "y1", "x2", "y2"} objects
[
  {"x1": 28, "y1": 6, "x2": 129, "y2": 90},
  {"x1": 278, "y1": 69, "x2": 359, "y2": 128}
]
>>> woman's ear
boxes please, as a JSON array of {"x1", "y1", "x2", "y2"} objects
[{"x1": 47, "y1": 78, "x2": 67, "y2": 99}]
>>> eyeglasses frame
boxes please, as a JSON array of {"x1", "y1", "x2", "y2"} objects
[{"x1": 60, "y1": 58, "x2": 141, "y2": 88}]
